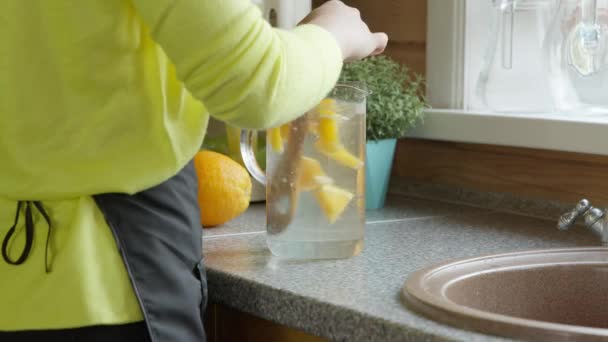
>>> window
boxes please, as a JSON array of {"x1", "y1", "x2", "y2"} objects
[{"x1": 421, "y1": 0, "x2": 608, "y2": 155}]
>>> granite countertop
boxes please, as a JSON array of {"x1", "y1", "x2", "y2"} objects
[{"x1": 202, "y1": 194, "x2": 597, "y2": 342}]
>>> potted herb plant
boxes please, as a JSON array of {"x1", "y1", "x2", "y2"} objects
[{"x1": 339, "y1": 56, "x2": 427, "y2": 209}]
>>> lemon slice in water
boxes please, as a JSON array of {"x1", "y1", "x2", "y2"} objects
[
  {"x1": 268, "y1": 127, "x2": 283, "y2": 153},
  {"x1": 268, "y1": 123, "x2": 291, "y2": 154},
  {"x1": 315, "y1": 142, "x2": 363, "y2": 170},
  {"x1": 298, "y1": 156, "x2": 333, "y2": 191},
  {"x1": 314, "y1": 184, "x2": 354, "y2": 224}
]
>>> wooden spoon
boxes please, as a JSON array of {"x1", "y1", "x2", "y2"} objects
[{"x1": 266, "y1": 113, "x2": 309, "y2": 235}]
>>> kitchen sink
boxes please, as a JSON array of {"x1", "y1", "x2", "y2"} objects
[{"x1": 402, "y1": 248, "x2": 608, "y2": 341}]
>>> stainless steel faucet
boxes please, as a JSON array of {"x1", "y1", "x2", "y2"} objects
[{"x1": 558, "y1": 199, "x2": 608, "y2": 246}]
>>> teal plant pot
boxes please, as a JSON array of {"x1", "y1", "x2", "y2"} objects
[{"x1": 365, "y1": 139, "x2": 397, "y2": 210}]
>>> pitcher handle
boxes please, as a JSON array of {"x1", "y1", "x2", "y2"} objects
[{"x1": 240, "y1": 129, "x2": 266, "y2": 185}]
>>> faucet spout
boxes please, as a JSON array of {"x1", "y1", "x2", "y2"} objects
[{"x1": 558, "y1": 199, "x2": 608, "y2": 247}]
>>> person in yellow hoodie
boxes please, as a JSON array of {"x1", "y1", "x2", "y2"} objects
[{"x1": 0, "y1": 1, "x2": 387, "y2": 341}]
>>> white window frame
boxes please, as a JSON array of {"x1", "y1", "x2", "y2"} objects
[{"x1": 419, "y1": 0, "x2": 608, "y2": 156}]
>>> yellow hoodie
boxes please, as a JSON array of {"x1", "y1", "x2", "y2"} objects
[{"x1": 0, "y1": 0, "x2": 342, "y2": 330}]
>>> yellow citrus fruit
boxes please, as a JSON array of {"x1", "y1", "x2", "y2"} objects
[
  {"x1": 193, "y1": 150, "x2": 252, "y2": 227},
  {"x1": 318, "y1": 116, "x2": 340, "y2": 151},
  {"x1": 316, "y1": 98, "x2": 341, "y2": 151},
  {"x1": 268, "y1": 127, "x2": 284, "y2": 153},
  {"x1": 268, "y1": 123, "x2": 291, "y2": 153},
  {"x1": 280, "y1": 123, "x2": 291, "y2": 141},
  {"x1": 315, "y1": 142, "x2": 363, "y2": 170},
  {"x1": 298, "y1": 156, "x2": 333, "y2": 191},
  {"x1": 314, "y1": 184, "x2": 354, "y2": 224},
  {"x1": 317, "y1": 98, "x2": 337, "y2": 115}
]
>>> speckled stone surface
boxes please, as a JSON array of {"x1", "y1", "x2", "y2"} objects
[
  {"x1": 202, "y1": 204, "x2": 266, "y2": 237},
  {"x1": 202, "y1": 195, "x2": 598, "y2": 342},
  {"x1": 204, "y1": 195, "x2": 489, "y2": 238}
]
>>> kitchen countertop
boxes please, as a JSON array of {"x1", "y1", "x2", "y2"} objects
[{"x1": 202, "y1": 194, "x2": 597, "y2": 341}]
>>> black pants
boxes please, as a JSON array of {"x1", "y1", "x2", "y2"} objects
[{"x1": 0, "y1": 322, "x2": 149, "y2": 342}]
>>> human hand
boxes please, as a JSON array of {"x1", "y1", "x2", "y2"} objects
[{"x1": 301, "y1": 0, "x2": 389, "y2": 61}]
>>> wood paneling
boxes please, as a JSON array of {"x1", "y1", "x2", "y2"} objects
[
  {"x1": 394, "y1": 139, "x2": 608, "y2": 206},
  {"x1": 312, "y1": 0, "x2": 427, "y2": 75},
  {"x1": 384, "y1": 40, "x2": 426, "y2": 78},
  {"x1": 205, "y1": 303, "x2": 328, "y2": 342},
  {"x1": 338, "y1": 1, "x2": 427, "y2": 42}
]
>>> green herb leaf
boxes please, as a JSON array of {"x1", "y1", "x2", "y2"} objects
[{"x1": 338, "y1": 56, "x2": 428, "y2": 141}]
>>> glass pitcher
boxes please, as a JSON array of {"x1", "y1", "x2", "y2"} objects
[
  {"x1": 240, "y1": 83, "x2": 368, "y2": 260},
  {"x1": 544, "y1": 0, "x2": 608, "y2": 114},
  {"x1": 477, "y1": 0, "x2": 556, "y2": 112}
]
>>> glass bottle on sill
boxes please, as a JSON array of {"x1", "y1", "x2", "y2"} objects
[
  {"x1": 477, "y1": 0, "x2": 557, "y2": 113},
  {"x1": 544, "y1": 0, "x2": 608, "y2": 115}
]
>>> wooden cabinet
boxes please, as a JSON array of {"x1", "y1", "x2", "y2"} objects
[{"x1": 204, "y1": 303, "x2": 327, "y2": 342}]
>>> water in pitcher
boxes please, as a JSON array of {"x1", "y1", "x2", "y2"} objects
[{"x1": 265, "y1": 98, "x2": 366, "y2": 259}]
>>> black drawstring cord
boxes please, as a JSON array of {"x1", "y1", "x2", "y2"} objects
[
  {"x1": 1, "y1": 201, "x2": 53, "y2": 273},
  {"x1": 33, "y1": 201, "x2": 53, "y2": 273},
  {"x1": 1, "y1": 201, "x2": 30, "y2": 265}
]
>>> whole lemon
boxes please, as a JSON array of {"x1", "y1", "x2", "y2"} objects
[{"x1": 193, "y1": 150, "x2": 252, "y2": 227}]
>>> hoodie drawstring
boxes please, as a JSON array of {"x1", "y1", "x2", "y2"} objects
[{"x1": 1, "y1": 201, "x2": 53, "y2": 273}]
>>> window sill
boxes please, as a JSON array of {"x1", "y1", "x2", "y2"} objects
[{"x1": 408, "y1": 109, "x2": 608, "y2": 156}]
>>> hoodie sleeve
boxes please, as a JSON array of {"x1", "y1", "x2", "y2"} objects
[{"x1": 132, "y1": 0, "x2": 343, "y2": 129}]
